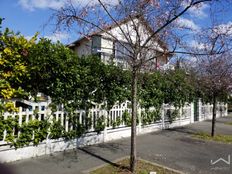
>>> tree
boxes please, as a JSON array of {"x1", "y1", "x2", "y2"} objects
[
  {"x1": 139, "y1": 69, "x2": 194, "y2": 124},
  {"x1": 95, "y1": 63, "x2": 131, "y2": 109},
  {"x1": 25, "y1": 38, "x2": 82, "y2": 105},
  {"x1": 163, "y1": 69, "x2": 195, "y2": 108},
  {"x1": 0, "y1": 19, "x2": 37, "y2": 113},
  {"x1": 189, "y1": 19, "x2": 232, "y2": 137},
  {"x1": 50, "y1": 0, "x2": 228, "y2": 172},
  {"x1": 139, "y1": 71, "x2": 164, "y2": 110}
]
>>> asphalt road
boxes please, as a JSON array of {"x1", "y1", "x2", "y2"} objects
[{"x1": 7, "y1": 115, "x2": 232, "y2": 174}]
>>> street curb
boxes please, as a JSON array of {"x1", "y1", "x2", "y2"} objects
[
  {"x1": 138, "y1": 158, "x2": 186, "y2": 174},
  {"x1": 82, "y1": 156, "x2": 186, "y2": 174},
  {"x1": 81, "y1": 156, "x2": 128, "y2": 174}
]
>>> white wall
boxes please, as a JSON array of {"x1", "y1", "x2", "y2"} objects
[
  {"x1": 73, "y1": 18, "x2": 167, "y2": 66},
  {"x1": 74, "y1": 39, "x2": 92, "y2": 57}
]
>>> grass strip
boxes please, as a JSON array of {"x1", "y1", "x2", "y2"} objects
[
  {"x1": 90, "y1": 158, "x2": 181, "y2": 174},
  {"x1": 194, "y1": 132, "x2": 232, "y2": 144}
]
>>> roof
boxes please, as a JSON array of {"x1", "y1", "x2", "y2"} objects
[{"x1": 67, "y1": 15, "x2": 168, "y2": 51}]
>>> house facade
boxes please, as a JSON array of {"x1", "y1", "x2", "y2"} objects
[{"x1": 68, "y1": 17, "x2": 170, "y2": 70}]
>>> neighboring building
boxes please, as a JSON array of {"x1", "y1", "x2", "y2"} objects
[{"x1": 68, "y1": 16, "x2": 170, "y2": 70}]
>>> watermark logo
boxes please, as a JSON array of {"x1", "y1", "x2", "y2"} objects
[{"x1": 210, "y1": 155, "x2": 231, "y2": 166}]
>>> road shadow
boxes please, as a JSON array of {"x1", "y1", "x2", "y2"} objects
[
  {"x1": 78, "y1": 147, "x2": 129, "y2": 171},
  {"x1": 163, "y1": 127, "x2": 197, "y2": 135}
]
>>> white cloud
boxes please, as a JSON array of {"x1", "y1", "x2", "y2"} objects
[
  {"x1": 189, "y1": 3, "x2": 209, "y2": 18},
  {"x1": 25, "y1": 35, "x2": 33, "y2": 40},
  {"x1": 176, "y1": 17, "x2": 200, "y2": 31},
  {"x1": 213, "y1": 21, "x2": 232, "y2": 36},
  {"x1": 25, "y1": 32, "x2": 69, "y2": 42},
  {"x1": 18, "y1": 0, "x2": 119, "y2": 11},
  {"x1": 44, "y1": 32, "x2": 69, "y2": 42},
  {"x1": 18, "y1": 0, "x2": 64, "y2": 11},
  {"x1": 182, "y1": 1, "x2": 209, "y2": 19},
  {"x1": 190, "y1": 40, "x2": 209, "y2": 50}
]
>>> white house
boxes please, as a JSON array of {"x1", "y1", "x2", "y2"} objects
[{"x1": 68, "y1": 16, "x2": 170, "y2": 70}]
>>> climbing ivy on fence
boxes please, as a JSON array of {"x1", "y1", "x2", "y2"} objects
[
  {"x1": 112, "y1": 117, "x2": 121, "y2": 128},
  {"x1": 0, "y1": 114, "x2": 87, "y2": 149},
  {"x1": 4, "y1": 116, "x2": 18, "y2": 144},
  {"x1": 95, "y1": 116, "x2": 105, "y2": 134},
  {"x1": 122, "y1": 110, "x2": 131, "y2": 126},
  {"x1": 0, "y1": 116, "x2": 51, "y2": 149},
  {"x1": 14, "y1": 119, "x2": 50, "y2": 148},
  {"x1": 166, "y1": 109, "x2": 179, "y2": 123},
  {"x1": 141, "y1": 109, "x2": 161, "y2": 125},
  {"x1": 49, "y1": 119, "x2": 65, "y2": 139}
]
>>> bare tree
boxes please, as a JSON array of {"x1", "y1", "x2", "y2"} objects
[
  {"x1": 191, "y1": 24, "x2": 232, "y2": 137},
  {"x1": 49, "y1": 0, "x2": 229, "y2": 172}
]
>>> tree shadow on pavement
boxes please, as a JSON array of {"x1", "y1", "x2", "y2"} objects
[
  {"x1": 77, "y1": 147, "x2": 127, "y2": 169},
  {"x1": 163, "y1": 127, "x2": 197, "y2": 136}
]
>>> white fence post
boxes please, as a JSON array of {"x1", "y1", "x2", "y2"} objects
[
  {"x1": 137, "y1": 106, "x2": 142, "y2": 134},
  {"x1": 179, "y1": 106, "x2": 182, "y2": 126},
  {"x1": 18, "y1": 107, "x2": 22, "y2": 125},
  {"x1": 161, "y1": 104, "x2": 165, "y2": 129},
  {"x1": 190, "y1": 102, "x2": 194, "y2": 123},
  {"x1": 198, "y1": 99, "x2": 202, "y2": 121},
  {"x1": 103, "y1": 110, "x2": 108, "y2": 142},
  {"x1": 225, "y1": 103, "x2": 228, "y2": 117},
  {"x1": 18, "y1": 107, "x2": 23, "y2": 137}
]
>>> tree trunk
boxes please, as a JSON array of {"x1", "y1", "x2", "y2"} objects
[
  {"x1": 130, "y1": 67, "x2": 138, "y2": 173},
  {"x1": 211, "y1": 95, "x2": 217, "y2": 137}
]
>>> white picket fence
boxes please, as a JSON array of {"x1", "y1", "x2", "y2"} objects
[
  {"x1": 198, "y1": 100, "x2": 228, "y2": 121},
  {"x1": 0, "y1": 99, "x2": 228, "y2": 162}
]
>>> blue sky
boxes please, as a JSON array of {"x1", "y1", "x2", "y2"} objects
[
  {"x1": 0, "y1": 0, "x2": 72, "y2": 44},
  {"x1": 0, "y1": 0, "x2": 232, "y2": 45},
  {"x1": 0, "y1": 0, "x2": 118, "y2": 44}
]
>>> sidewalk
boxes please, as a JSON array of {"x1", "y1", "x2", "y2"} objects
[{"x1": 8, "y1": 116, "x2": 232, "y2": 174}]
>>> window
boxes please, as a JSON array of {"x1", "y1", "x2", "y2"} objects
[{"x1": 41, "y1": 106, "x2": 45, "y2": 111}]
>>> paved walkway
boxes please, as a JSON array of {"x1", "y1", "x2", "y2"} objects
[{"x1": 8, "y1": 115, "x2": 232, "y2": 174}]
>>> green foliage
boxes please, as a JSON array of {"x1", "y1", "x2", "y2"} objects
[
  {"x1": 95, "y1": 116, "x2": 105, "y2": 134},
  {"x1": 166, "y1": 109, "x2": 179, "y2": 123},
  {"x1": 0, "y1": 20, "x2": 200, "y2": 150},
  {"x1": 225, "y1": 122, "x2": 232, "y2": 126},
  {"x1": 90, "y1": 158, "x2": 179, "y2": 174},
  {"x1": 99, "y1": 64, "x2": 131, "y2": 109},
  {"x1": 0, "y1": 115, "x2": 50, "y2": 148},
  {"x1": 33, "y1": 119, "x2": 50, "y2": 145},
  {"x1": 139, "y1": 72, "x2": 164, "y2": 110},
  {"x1": 0, "y1": 116, "x2": 4, "y2": 140},
  {"x1": 112, "y1": 117, "x2": 121, "y2": 128},
  {"x1": 14, "y1": 119, "x2": 50, "y2": 148},
  {"x1": 85, "y1": 113, "x2": 93, "y2": 130},
  {"x1": 0, "y1": 24, "x2": 37, "y2": 113},
  {"x1": 122, "y1": 110, "x2": 131, "y2": 126},
  {"x1": 64, "y1": 113, "x2": 85, "y2": 139},
  {"x1": 194, "y1": 132, "x2": 232, "y2": 144},
  {"x1": 49, "y1": 119, "x2": 65, "y2": 139},
  {"x1": 139, "y1": 69, "x2": 194, "y2": 123},
  {"x1": 141, "y1": 109, "x2": 161, "y2": 125},
  {"x1": 78, "y1": 56, "x2": 130, "y2": 110},
  {"x1": 0, "y1": 28, "x2": 34, "y2": 98},
  {"x1": 64, "y1": 123, "x2": 85, "y2": 140},
  {"x1": 3, "y1": 116, "x2": 18, "y2": 143},
  {"x1": 0, "y1": 113, "x2": 88, "y2": 148},
  {"x1": 139, "y1": 69, "x2": 194, "y2": 110},
  {"x1": 163, "y1": 69, "x2": 195, "y2": 108},
  {"x1": 26, "y1": 39, "x2": 81, "y2": 104}
]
